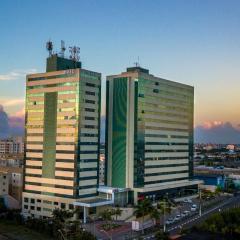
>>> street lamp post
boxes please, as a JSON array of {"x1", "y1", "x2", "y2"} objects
[
  {"x1": 163, "y1": 193, "x2": 168, "y2": 232},
  {"x1": 163, "y1": 199, "x2": 166, "y2": 232},
  {"x1": 199, "y1": 188, "x2": 202, "y2": 216},
  {"x1": 92, "y1": 216, "x2": 96, "y2": 238}
]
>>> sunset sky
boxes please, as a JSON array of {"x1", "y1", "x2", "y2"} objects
[{"x1": 1, "y1": 0, "x2": 240, "y2": 131}]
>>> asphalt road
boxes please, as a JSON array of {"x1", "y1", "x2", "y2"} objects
[
  {"x1": 167, "y1": 195, "x2": 240, "y2": 236},
  {"x1": 139, "y1": 195, "x2": 240, "y2": 240}
]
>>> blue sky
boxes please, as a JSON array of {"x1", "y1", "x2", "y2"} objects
[{"x1": 1, "y1": 0, "x2": 240, "y2": 128}]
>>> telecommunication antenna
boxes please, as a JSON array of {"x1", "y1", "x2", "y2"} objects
[
  {"x1": 60, "y1": 40, "x2": 66, "y2": 58},
  {"x1": 69, "y1": 46, "x2": 80, "y2": 61},
  {"x1": 134, "y1": 56, "x2": 140, "y2": 67},
  {"x1": 46, "y1": 40, "x2": 53, "y2": 57}
]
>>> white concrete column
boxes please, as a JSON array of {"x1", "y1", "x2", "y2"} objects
[
  {"x1": 112, "y1": 192, "x2": 115, "y2": 202},
  {"x1": 134, "y1": 191, "x2": 138, "y2": 205},
  {"x1": 73, "y1": 207, "x2": 78, "y2": 220}
]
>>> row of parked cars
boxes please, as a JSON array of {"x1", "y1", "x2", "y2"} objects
[{"x1": 166, "y1": 199, "x2": 198, "y2": 225}]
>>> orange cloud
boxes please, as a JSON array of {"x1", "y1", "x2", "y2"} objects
[
  {"x1": 14, "y1": 107, "x2": 25, "y2": 117},
  {"x1": 202, "y1": 121, "x2": 224, "y2": 129}
]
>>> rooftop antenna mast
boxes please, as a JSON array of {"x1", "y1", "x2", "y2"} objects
[
  {"x1": 60, "y1": 40, "x2": 66, "y2": 58},
  {"x1": 46, "y1": 40, "x2": 53, "y2": 57},
  {"x1": 69, "y1": 46, "x2": 80, "y2": 61},
  {"x1": 134, "y1": 56, "x2": 140, "y2": 67}
]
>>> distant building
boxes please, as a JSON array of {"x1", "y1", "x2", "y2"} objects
[
  {"x1": 226, "y1": 144, "x2": 235, "y2": 151},
  {"x1": 0, "y1": 171, "x2": 9, "y2": 195},
  {"x1": 203, "y1": 145, "x2": 214, "y2": 151},
  {"x1": 0, "y1": 166, "x2": 23, "y2": 204},
  {"x1": 0, "y1": 137, "x2": 24, "y2": 155},
  {"x1": 0, "y1": 156, "x2": 23, "y2": 167},
  {"x1": 9, "y1": 171, "x2": 23, "y2": 203}
]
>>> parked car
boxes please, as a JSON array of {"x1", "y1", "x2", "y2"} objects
[{"x1": 166, "y1": 218, "x2": 174, "y2": 225}]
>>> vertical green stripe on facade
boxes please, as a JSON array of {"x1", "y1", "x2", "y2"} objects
[
  {"x1": 105, "y1": 80, "x2": 109, "y2": 185},
  {"x1": 42, "y1": 92, "x2": 57, "y2": 178},
  {"x1": 112, "y1": 78, "x2": 128, "y2": 188},
  {"x1": 134, "y1": 79, "x2": 144, "y2": 187}
]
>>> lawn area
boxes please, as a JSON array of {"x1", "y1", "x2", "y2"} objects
[{"x1": 0, "y1": 220, "x2": 54, "y2": 240}]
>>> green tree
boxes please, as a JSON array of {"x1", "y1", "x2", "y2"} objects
[
  {"x1": 100, "y1": 208, "x2": 113, "y2": 231},
  {"x1": 74, "y1": 230, "x2": 96, "y2": 240},
  {"x1": 134, "y1": 198, "x2": 153, "y2": 234},
  {"x1": 196, "y1": 207, "x2": 240, "y2": 237},
  {"x1": 112, "y1": 207, "x2": 122, "y2": 221},
  {"x1": 100, "y1": 209, "x2": 112, "y2": 222},
  {"x1": 51, "y1": 208, "x2": 74, "y2": 237},
  {"x1": 215, "y1": 185, "x2": 222, "y2": 195},
  {"x1": 0, "y1": 197, "x2": 7, "y2": 213},
  {"x1": 155, "y1": 230, "x2": 169, "y2": 240},
  {"x1": 157, "y1": 198, "x2": 174, "y2": 215},
  {"x1": 52, "y1": 208, "x2": 73, "y2": 223},
  {"x1": 157, "y1": 198, "x2": 175, "y2": 230},
  {"x1": 150, "y1": 208, "x2": 161, "y2": 225}
]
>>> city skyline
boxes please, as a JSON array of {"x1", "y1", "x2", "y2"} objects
[
  {"x1": 1, "y1": 2, "x2": 240, "y2": 239},
  {"x1": 1, "y1": 0, "x2": 240, "y2": 142}
]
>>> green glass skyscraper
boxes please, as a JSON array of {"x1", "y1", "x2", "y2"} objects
[{"x1": 106, "y1": 66, "x2": 200, "y2": 203}]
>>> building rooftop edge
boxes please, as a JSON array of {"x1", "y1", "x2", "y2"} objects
[
  {"x1": 107, "y1": 67, "x2": 194, "y2": 89},
  {"x1": 26, "y1": 67, "x2": 101, "y2": 79}
]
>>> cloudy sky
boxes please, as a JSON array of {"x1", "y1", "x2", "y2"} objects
[{"x1": 1, "y1": 0, "x2": 240, "y2": 142}]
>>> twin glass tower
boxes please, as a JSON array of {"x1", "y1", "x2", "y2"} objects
[{"x1": 22, "y1": 52, "x2": 198, "y2": 218}]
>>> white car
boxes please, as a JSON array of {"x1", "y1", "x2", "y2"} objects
[
  {"x1": 181, "y1": 212, "x2": 187, "y2": 218},
  {"x1": 191, "y1": 204, "x2": 197, "y2": 211},
  {"x1": 183, "y1": 210, "x2": 190, "y2": 215},
  {"x1": 183, "y1": 198, "x2": 192, "y2": 203},
  {"x1": 174, "y1": 214, "x2": 181, "y2": 221},
  {"x1": 166, "y1": 218, "x2": 174, "y2": 225}
]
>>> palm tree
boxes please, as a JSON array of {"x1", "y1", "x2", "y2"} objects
[
  {"x1": 52, "y1": 208, "x2": 73, "y2": 223},
  {"x1": 100, "y1": 209, "x2": 112, "y2": 226},
  {"x1": 158, "y1": 197, "x2": 174, "y2": 214},
  {"x1": 157, "y1": 198, "x2": 174, "y2": 231},
  {"x1": 134, "y1": 198, "x2": 153, "y2": 234},
  {"x1": 51, "y1": 209, "x2": 74, "y2": 237},
  {"x1": 150, "y1": 208, "x2": 161, "y2": 226},
  {"x1": 113, "y1": 207, "x2": 122, "y2": 221}
]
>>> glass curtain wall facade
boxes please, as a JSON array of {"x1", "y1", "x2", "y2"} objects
[
  {"x1": 22, "y1": 58, "x2": 101, "y2": 218},
  {"x1": 106, "y1": 67, "x2": 195, "y2": 203},
  {"x1": 137, "y1": 74, "x2": 194, "y2": 187}
]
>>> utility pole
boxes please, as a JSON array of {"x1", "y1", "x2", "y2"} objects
[
  {"x1": 92, "y1": 215, "x2": 96, "y2": 238},
  {"x1": 199, "y1": 188, "x2": 202, "y2": 216},
  {"x1": 163, "y1": 198, "x2": 166, "y2": 232}
]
